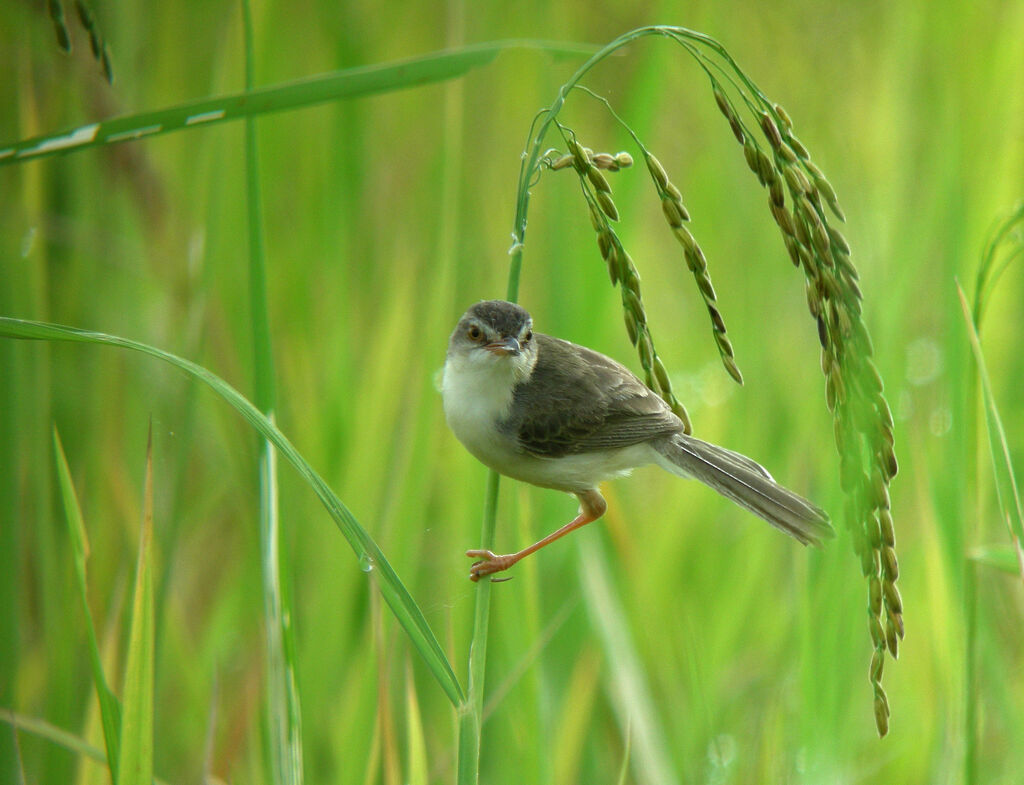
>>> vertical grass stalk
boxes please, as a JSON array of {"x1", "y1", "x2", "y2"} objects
[
  {"x1": 53, "y1": 427, "x2": 122, "y2": 779},
  {"x1": 458, "y1": 470, "x2": 500, "y2": 785},
  {"x1": 115, "y1": 426, "x2": 156, "y2": 785},
  {"x1": 241, "y1": 1, "x2": 303, "y2": 782}
]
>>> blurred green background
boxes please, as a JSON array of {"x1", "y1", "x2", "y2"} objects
[{"x1": 2, "y1": 1, "x2": 1023, "y2": 783}]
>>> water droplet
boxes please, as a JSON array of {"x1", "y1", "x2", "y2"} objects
[{"x1": 358, "y1": 554, "x2": 374, "y2": 573}]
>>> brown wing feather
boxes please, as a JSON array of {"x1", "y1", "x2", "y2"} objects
[{"x1": 500, "y1": 334, "x2": 683, "y2": 458}]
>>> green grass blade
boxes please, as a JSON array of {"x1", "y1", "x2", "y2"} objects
[
  {"x1": 240, "y1": 1, "x2": 303, "y2": 781},
  {"x1": 0, "y1": 40, "x2": 594, "y2": 167},
  {"x1": 972, "y1": 201, "x2": 1024, "y2": 324},
  {"x1": 956, "y1": 281, "x2": 1024, "y2": 579},
  {"x1": 0, "y1": 317, "x2": 465, "y2": 706},
  {"x1": 405, "y1": 661, "x2": 428, "y2": 785},
  {"x1": 52, "y1": 426, "x2": 123, "y2": 779},
  {"x1": 116, "y1": 425, "x2": 156, "y2": 785},
  {"x1": 457, "y1": 471, "x2": 500, "y2": 785},
  {"x1": 578, "y1": 537, "x2": 677, "y2": 785}
]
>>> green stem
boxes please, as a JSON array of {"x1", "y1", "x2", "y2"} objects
[
  {"x1": 241, "y1": 2, "x2": 303, "y2": 783},
  {"x1": 457, "y1": 474, "x2": 500, "y2": 785}
]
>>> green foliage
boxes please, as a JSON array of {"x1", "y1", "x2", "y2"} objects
[
  {"x1": 2, "y1": 4, "x2": 1024, "y2": 785},
  {"x1": 53, "y1": 427, "x2": 122, "y2": 776},
  {"x1": 116, "y1": 428, "x2": 156, "y2": 785}
]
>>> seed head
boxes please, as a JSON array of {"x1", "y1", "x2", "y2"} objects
[
  {"x1": 885, "y1": 618, "x2": 900, "y2": 658},
  {"x1": 662, "y1": 197, "x2": 686, "y2": 228},
  {"x1": 568, "y1": 138, "x2": 590, "y2": 171},
  {"x1": 874, "y1": 691, "x2": 890, "y2": 737},
  {"x1": 743, "y1": 141, "x2": 760, "y2": 179},
  {"x1": 684, "y1": 246, "x2": 707, "y2": 274},
  {"x1": 596, "y1": 192, "x2": 619, "y2": 221},
  {"x1": 673, "y1": 225, "x2": 698, "y2": 255},
  {"x1": 786, "y1": 134, "x2": 810, "y2": 161},
  {"x1": 776, "y1": 143, "x2": 798, "y2": 165},
  {"x1": 653, "y1": 356, "x2": 672, "y2": 393},
  {"x1": 869, "y1": 576, "x2": 882, "y2": 616},
  {"x1": 783, "y1": 164, "x2": 813, "y2": 196},
  {"x1": 670, "y1": 398, "x2": 693, "y2": 434},
  {"x1": 587, "y1": 167, "x2": 612, "y2": 194},
  {"x1": 881, "y1": 546, "x2": 899, "y2": 581},
  {"x1": 773, "y1": 103, "x2": 794, "y2": 133},
  {"x1": 760, "y1": 111, "x2": 784, "y2": 149},
  {"x1": 645, "y1": 153, "x2": 670, "y2": 189},
  {"x1": 550, "y1": 154, "x2": 574, "y2": 170},
  {"x1": 623, "y1": 309, "x2": 639, "y2": 345},
  {"x1": 696, "y1": 272, "x2": 717, "y2": 302},
  {"x1": 714, "y1": 84, "x2": 733, "y2": 120},
  {"x1": 869, "y1": 613, "x2": 884, "y2": 648},
  {"x1": 870, "y1": 647, "x2": 885, "y2": 682},
  {"x1": 638, "y1": 333, "x2": 653, "y2": 369},
  {"x1": 770, "y1": 200, "x2": 795, "y2": 236},
  {"x1": 723, "y1": 355, "x2": 743, "y2": 384},
  {"x1": 707, "y1": 303, "x2": 726, "y2": 332},
  {"x1": 713, "y1": 331, "x2": 735, "y2": 359}
]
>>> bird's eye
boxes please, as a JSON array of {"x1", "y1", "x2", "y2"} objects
[
  {"x1": 523, "y1": 330, "x2": 533, "y2": 343},
  {"x1": 467, "y1": 324, "x2": 484, "y2": 341}
]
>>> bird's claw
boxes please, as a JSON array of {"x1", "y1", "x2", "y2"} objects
[{"x1": 466, "y1": 549, "x2": 514, "y2": 582}]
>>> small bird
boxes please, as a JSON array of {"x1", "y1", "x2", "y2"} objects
[{"x1": 441, "y1": 300, "x2": 833, "y2": 581}]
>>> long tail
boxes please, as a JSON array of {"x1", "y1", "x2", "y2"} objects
[{"x1": 652, "y1": 432, "x2": 833, "y2": 546}]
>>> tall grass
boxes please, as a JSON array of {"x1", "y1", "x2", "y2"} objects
[{"x1": 2, "y1": 3, "x2": 1024, "y2": 784}]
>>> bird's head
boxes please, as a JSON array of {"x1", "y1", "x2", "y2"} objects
[{"x1": 446, "y1": 300, "x2": 538, "y2": 382}]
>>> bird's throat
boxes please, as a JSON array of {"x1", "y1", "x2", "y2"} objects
[{"x1": 441, "y1": 351, "x2": 530, "y2": 469}]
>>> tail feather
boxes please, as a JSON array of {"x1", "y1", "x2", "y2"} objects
[{"x1": 653, "y1": 433, "x2": 833, "y2": 546}]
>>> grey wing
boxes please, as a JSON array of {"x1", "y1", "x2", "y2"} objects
[{"x1": 504, "y1": 335, "x2": 683, "y2": 458}]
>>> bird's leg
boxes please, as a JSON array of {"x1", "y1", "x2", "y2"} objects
[{"x1": 467, "y1": 488, "x2": 607, "y2": 581}]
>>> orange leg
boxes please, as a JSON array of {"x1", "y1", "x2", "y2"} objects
[{"x1": 467, "y1": 488, "x2": 607, "y2": 581}]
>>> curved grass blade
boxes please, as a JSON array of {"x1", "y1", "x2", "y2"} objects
[
  {"x1": 0, "y1": 40, "x2": 595, "y2": 167},
  {"x1": 973, "y1": 201, "x2": 1024, "y2": 325},
  {"x1": 0, "y1": 317, "x2": 465, "y2": 706},
  {"x1": 52, "y1": 427, "x2": 123, "y2": 779},
  {"x1": 956, "y1": 281, "x2": 1024, "y2": 580}
]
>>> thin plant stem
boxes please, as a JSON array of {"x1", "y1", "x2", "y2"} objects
[
  {"x1": 458, "y1": 470, "x2": 501, "y2": 785},
  {"x1": 241, "y1": 1, "x2": 303, "y2": 782}
]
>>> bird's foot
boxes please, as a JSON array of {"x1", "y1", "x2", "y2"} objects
[{"x1": 466, "y1": 549, "x2": 516, "y2": 582}]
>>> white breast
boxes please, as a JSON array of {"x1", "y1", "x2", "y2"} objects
[
  {"x1": 441, "y1": 350, "x2": 523, "y2": 473},
  {"x1": 441, "y1": 349, "x2": 658, "y2": 493}
]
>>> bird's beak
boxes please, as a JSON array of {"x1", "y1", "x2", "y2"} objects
[{"x1": 484, "y1": 336, "x2": 521, "y2": 356}]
